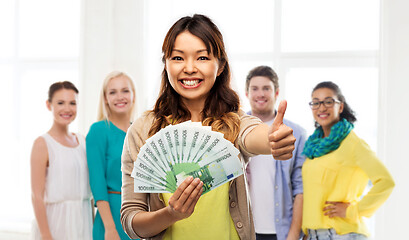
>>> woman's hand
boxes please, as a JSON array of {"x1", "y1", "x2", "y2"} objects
[
  {"x1": 323, "y1": 201, "x2": 350, "y2": 218},
  {"x1": 286, "y1": 232, "x2": 300, "y2": 240},
  {"x1": 105, "y1": 228, "x2": 120, "y2": 240},
  {"x1": 41, "y1": 234, "x2": 53, "y2": 240},
  {"x1": 269, "y1": 100, "x2": 296, "y2": 160},
  {"x1": 167, "y1": 176, "x2": 203, "y2": 221},
  {"x1": 128, "y1": 177, "x2": 203, "y2": 237}
]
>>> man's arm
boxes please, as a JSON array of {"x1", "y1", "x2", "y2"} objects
[
  {"x1": 287, "y1": 194, "x2": 303, "y2": 240},
  {"x1": 287, "y1": 123, "x2": 306, "y2": 240}
]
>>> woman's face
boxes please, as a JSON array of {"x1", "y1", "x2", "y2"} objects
[
  {"x1": 311, "y1": 87, "x2": 344, "y2": 130},
  {"x1": 47, "y1": 88, "x2": 78, "y2": 126},
  {"x1": 165, "y1": 31, "x2": 222, "y2": 107},
  {"x1": 105, "y1": 75, "x2": 135, "y2": 117}
]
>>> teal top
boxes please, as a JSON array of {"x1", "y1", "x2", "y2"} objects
[
  {"x1": 86, "y1": 120, "x2": 126, "y2": 202},
  {"x1": 86, "y1": 120, "x2": 133, "y2": 239}
]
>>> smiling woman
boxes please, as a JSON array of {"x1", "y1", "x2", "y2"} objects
[
  {"x1": 30, "y1": 81, "x2": 92, "y2": 240},
  {"x1": 165, "y1": 31, "x2": 221, "y2": 115},
  {"x1": 120, "y1": 14, "x2": 296, "y2": 240},
  {"x1": 86, "y1": 71, "x2": 136, "y2": 240},
  {"x1": 46, "y1": 86, "x2": 78, "y2": 125},
  {"x1": 301, "y1": 81, "x2": 394, "y2": 240}
]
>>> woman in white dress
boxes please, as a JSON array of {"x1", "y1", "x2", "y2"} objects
[{"x1": 30, "y1": 81, "x2": 92, "y2": 240}]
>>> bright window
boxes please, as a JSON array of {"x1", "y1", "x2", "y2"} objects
[
  {"x1": 281, "y1": 0, "x2": 380, "y2": 52},
  {"x1": 0, "y1": 0, "x2": 80, "y2": 233},
  {"x1": 143, "y1": 0, "x2": 380, "y2": 144}
]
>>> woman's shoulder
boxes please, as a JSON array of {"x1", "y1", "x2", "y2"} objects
[
  {"x1": 344, "y1": 130, "x2": 361, "y2": 144},
  {"x1": 237, "y1": 109, "x2": 247, "y2": 117},
  {"x1": 31, "y1": 135, "x2": 49, "y2": 164},
  {"x1": 237, "y1": 109, "x2": 263, "y2": 126},
  {"x1": 35, "y1": 133, "x2": 59, "y2": 149},
  {"x1": 342, "y1": 130, "x2": 372, "y2": 152},
  {"x1": 86, "y1": 120, "x2": 111, "y2": 141},
  {"x1": 131, "y1": 111, "x2": 155, "y2": 129},
  {"x1": 341, "y1": 130, "x2": 382, "y2": 165},
  {"x1": 90, "y1": 120, "x2": 110, "y2": 129},
  {"x1": 74, "y1": 132, "x2": 85, "y2": 138},
  {"x1": 32, "y1": 135, "x2": 48, "y2": 151},
  {"x1": 88, "y1": 120, "x2": 112, "y2": 133},
  {"x1": 127, "y1": 111, "x2": 155, "y2": 139},
  {"x1": 73, "y1": 132, "x2": 86, "y2": 145}
]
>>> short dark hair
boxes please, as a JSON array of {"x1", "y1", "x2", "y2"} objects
[
  {"x1": 48, "y1": 81, "x2": 79, "y2": 102},
  {"x1": 245, "y1": 65, "x2": 279, "y2": 92},
  {"x1": 312, "y1": 81, "x2": 356, "y2": 127}
]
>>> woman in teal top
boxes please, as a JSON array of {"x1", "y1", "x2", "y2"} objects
[{"x1": 87, "y1": 71, "x2": 137, "y2": 240}]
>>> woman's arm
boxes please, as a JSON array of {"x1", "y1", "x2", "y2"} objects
[
  {"x1": 30, "y1": 137, "x2": 53, "y2": 240},
  {"x1": 346, "y1": 139, "x2": 395, "y2": 220},
  {"x1": 96, "y1": 201, "x2": 120, "y2": 240},
  {"x1": 287, "y1": 194, "x2": 303, "y2": 240},
  {"x1": 323, "y1": 138, "x2": 395, "y2": 219},
  {"x1": 244, "y1": 101, "x2": 296, "y2": 160},
  {"x1": 287, "y1": 129, "x2": 306, "y2": 239}
]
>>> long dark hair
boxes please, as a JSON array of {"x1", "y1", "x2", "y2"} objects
[
  {"x1": 312, "y1": 81, "x2": 356, "y2": 128},
  {"x1": 149, "y1": 14, "x2": 240, "y2": 142}
]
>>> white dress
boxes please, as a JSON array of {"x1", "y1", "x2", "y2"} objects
[{"x1": 31, "y1": 133, "x2": 92, "y2": 240}]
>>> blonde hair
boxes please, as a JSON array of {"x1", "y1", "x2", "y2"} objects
[{"x1": 97, "y1": 71, "x2": 136, "y2": 121}]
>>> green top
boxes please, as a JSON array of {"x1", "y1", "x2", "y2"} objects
[{"x1": 86, "y1": 120, "x2": 126, "y2": 202}]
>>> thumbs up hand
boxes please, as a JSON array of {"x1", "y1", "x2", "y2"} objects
[{"x1": 268, "y1": 100, "x2": 296, "y2": 160}]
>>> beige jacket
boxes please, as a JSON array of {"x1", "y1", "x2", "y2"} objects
[{"x1": 120, "y1": 111, "x2": 261, "y2": 240}]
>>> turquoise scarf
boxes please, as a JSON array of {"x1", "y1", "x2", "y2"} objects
[{"x1": 302, "y1": 118, "x2": 354, "y2": 159}]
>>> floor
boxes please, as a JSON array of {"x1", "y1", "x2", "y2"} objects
[{"x1": 0, "y1": 231, "x2": 30, "y2": 240}]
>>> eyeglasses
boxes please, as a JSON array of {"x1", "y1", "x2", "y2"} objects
[{"x1": 309, "y1": 97, "x2": 341, "y2": 110}]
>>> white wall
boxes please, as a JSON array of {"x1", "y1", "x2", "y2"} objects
[
  {"x1": 376, "y1": 0, "x2": 409, "y2": 239},
  {"x1": 80, "y1": 0, "x2": 145, "y2": 134}
]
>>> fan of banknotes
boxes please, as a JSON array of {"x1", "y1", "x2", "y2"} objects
[{"x1": 131, "y1": 121, "x2": 243, "y2": 195}]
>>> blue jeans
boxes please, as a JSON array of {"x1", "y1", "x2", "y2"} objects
[{"x1": 307, "y1": 229, "x2": 367, "y2": 240}]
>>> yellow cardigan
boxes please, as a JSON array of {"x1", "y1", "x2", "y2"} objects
[{"x1": 301, "y1": 131, "x2": 394, "y2": 236}]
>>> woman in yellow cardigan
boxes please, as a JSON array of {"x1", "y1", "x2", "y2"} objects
[{"x1": 301, "y1": 81, "x2": 394, "y2": 240}]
